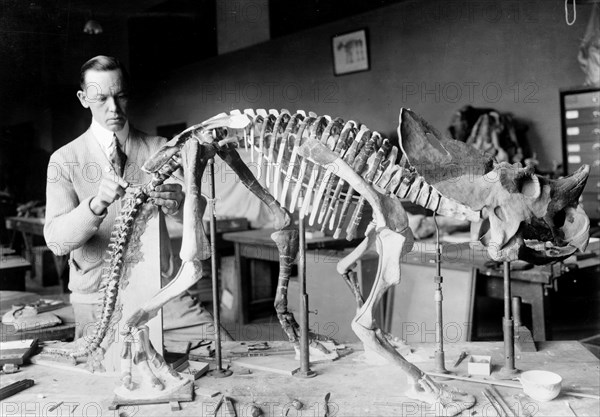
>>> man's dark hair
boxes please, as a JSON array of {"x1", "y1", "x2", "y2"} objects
[{"x1": 79, "y1": 55, "x2": 130, "y2": 90}]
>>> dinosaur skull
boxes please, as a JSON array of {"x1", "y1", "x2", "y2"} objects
[
  {"x1": 472, "y1": 163, "x2": 590, "y2": 264},
  {"x1": 398, "y1": 108, "x2": 590, "y2": 265}
]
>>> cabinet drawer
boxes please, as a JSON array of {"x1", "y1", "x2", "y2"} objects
[
  {"x1": 565, "y1": 141, "x2": 600, "y2": 155},
  {"x1": 564, "y1": 91, "x2": 600, "y2": 109},
  {"x1": 565, "y1": 108, "x2": 600, "y2": 126},
  {"x1": 565, "y1": 124, "x2": 600, "y2": 142}
]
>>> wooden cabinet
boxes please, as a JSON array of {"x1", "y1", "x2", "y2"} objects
[{"x1": 560, "y1": 87, "x2": 600, "y2": 224}]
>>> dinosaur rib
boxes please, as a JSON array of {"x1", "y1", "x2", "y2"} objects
[
  {"x1": 315, "y1": 120, "x2": 357, "y2": 227},
  {"x1": 238, "y1": 109, "x2": 478, "y2": 236}
]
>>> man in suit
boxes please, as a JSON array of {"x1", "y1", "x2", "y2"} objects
[{"x1": 44, "y1": 55, "x2": 230, "y2": 350}]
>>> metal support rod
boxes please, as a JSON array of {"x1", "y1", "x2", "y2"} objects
[
  {"x1": 207, "y1": 158, "x2": 232, "y2": 378},
  {"x1": 500, "y1": 261, "x2": 517, "y2": 376},
  {"x1": 433, "y1": 213, "x2": 448, "y2": 374},
  {"x1": 512, "y1": 296, "x2": 522, "y2": 327},
  {"x1": 299, "y1": 210, "x2": 309, "y2": 372},
  {"x1": 295, "y1": 194, "x2": 315, "y2": 377}
]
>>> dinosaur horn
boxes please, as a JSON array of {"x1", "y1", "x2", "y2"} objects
[{"x1": 551, "y1": 165, "x2": 589, "y2": 207}]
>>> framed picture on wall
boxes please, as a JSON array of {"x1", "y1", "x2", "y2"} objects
[{"x1": 331, "y1": 29, "x2": 369, "y2": 76}]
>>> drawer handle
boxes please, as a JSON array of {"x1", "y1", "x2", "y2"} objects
[
  {"x1": 593, "y1": 143, "x2": 600, "y2": 150},
  {"x1": 594, "y1": 110, "x2": 600, "y2": 118}
]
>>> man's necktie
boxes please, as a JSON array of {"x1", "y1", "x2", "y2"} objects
[{"x1": 109, "y1": 134, "x2": 127, "y2": 177}]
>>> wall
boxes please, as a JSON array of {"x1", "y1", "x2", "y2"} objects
[
  {"x1": 131, "y1": 0, "x2": 594, "y2": 171},
  {"x1": 217, "y1": 0, "x2": 270, "y2": 54}
]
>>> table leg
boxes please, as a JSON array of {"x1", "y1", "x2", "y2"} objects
[
  {"x1": 511, "y1": 281, "x2": 549, "y2": 341},
  {"x1": 232, "y1": 242, "x2": 250, "y2": 324},
  {"x1": 476, "y1": 275, "x2": 550, "y2": 342},
  {"x1": 529, "y1": 285, "x2": 549, "y2": 341},
  {"x1": 21, "y1": 231, "x2": 35, "y2": 278}
]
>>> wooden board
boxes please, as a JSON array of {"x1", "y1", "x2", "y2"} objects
[
  {"x1": 109, "y1": 380, "x2": 193, "y2": 410},
  {"x1": 232, "y1": 355, "x2": 299, "y2": 376},
  {"x1": 0, "y1": 339, "x2": 38, "y2": 365},
  {"x1": 30, "y1": 355, "x2": 116, "y2": 376},
  {"x1": 184, "y1": 361, "x2": 210, "y2": 380}
]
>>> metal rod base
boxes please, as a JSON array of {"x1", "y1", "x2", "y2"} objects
[
  {"x1": 208, "y1": 369, "x2": 233, "y2": 378},
  {"x1": 434, "y1": 351, "x2": 449, "y2": 374},
  {"x1": 293, "y1": 368, "x2": 317, "y2": 378},
  {"x1": 496, "y1": 366, "x2": 520, "y2": 380}
]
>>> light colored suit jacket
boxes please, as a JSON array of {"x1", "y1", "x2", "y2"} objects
[{"x1": 44, "y1": 126, "x2": 179, "y2": 304}]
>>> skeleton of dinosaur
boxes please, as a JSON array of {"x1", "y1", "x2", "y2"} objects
[{"x1": 43, "y1": 108, "x2": 590, "y2": 415}]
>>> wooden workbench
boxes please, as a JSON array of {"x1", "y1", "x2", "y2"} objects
[
  {"x1": 5, "y1": 216, "x2": 66, "y2": 289},
  {"x1": 2, "y1": 341, "x2": 598, "y2": 416}
]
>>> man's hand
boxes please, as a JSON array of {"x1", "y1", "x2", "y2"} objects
[
  {"x1": 149, "y1": 183, "x2": 184, "y2": 215},
  {"x1": 90, "y1": 176, "x2": 129, "y2": 215}
]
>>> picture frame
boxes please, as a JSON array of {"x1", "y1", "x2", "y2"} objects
[{"x1": 331, "y1": 29, "x2": 370, "y2": 76}]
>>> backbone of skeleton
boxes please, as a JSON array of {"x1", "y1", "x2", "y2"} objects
[
  {"x1": 100, "y1": 206, "x2": 164, "y2": 374},
  {"x1": 88, "y1": 139, "x2": 207, "y2": 375}
]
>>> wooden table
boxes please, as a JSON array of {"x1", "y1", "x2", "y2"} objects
[
  {"x1": 5, "y1": 216, "x2": 67, "y2": 288},
  {"x1": 222, "y1": 229, "x2": 357, "y2": 324},
  {"x1": 0, "y1": 291, "x2": 75, "y2": 342},
  {"x1": 3, "y1": 341, "x2": 598, "y2": 416},
  {"x1": 5, "y1": 217, "x2": 44, "y2": 274},
  {"x1": 0, "y1": 256, "x2": 31, "y2": 291}
]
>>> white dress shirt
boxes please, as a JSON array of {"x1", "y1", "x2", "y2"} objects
[{"x1": 90, "y1": 117, "x2": 130, "y2": 159}]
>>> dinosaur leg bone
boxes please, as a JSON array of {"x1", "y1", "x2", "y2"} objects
[
  {"x1": 351, "y1": 229, "x2": 474, "y2": 415},
  {"x1": 299, "y1": 138, "x2": 474, "y2": 414},
  {"x1": 336, "y1": 233, "x2": 376, "y2": 309},
  {"x1": 117, "y1": 326, "x2": 187, "y2": 395},
  {"x1": 125, "y1": 261, "x2": 203, "y2": 329},
  {"x1": 271, "y1": 229, "x2": 301, "y2": 343},
  {"x1": 337, "y1": 229, "x2": 410, "y2": 348},
  {"x1": 126, "y1": 141, "x2": 211, "y2": 329},
  {"x1": 217, "y1": 146, "x2": 291, "y2": 230},
  {"x1": 216, "y1": 146, "x2": 341, "y2": 353},
  {"x1": 129, "y1": 326, "x2": 164, "y2": 391},
  {"x1": 271, "y1": 229, "x2": 339, "y2": 360},
  {"x1": 136, "y1": 326, "x2": 183, "y2": 385},
  {"x1": 120, "y1": 336, "x2": 134, "y2": 390}
]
